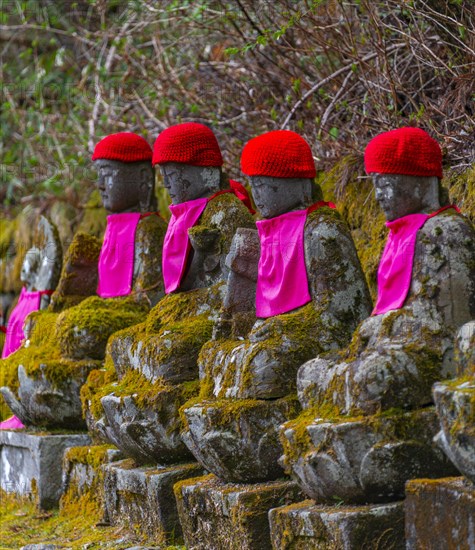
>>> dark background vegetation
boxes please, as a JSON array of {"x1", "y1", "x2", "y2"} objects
[{"x1": 1, "y1": 0, "x2": 473, "y2": 211}]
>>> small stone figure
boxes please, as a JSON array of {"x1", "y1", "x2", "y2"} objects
[
  {"x1": 181, "y1": 130, "x2": 372, "y2": 482},
  {"x1": 0, "y1": 216, "x2": 62, "y2": 429},
  {"x1": 282, "y1": 128, "x2": 474, "y2": 503},
  {"x1": 0, "y1": 133, "x2": 167, "y2": 429},
  {"x1": 82, "y1": 122, "x2": 255, "y2": 464}
]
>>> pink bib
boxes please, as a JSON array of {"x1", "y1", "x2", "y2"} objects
[
  {"x1": 2, "y1": 287, "x2": 42, "y2": 358},
  {"x1": 162, "y1": 198, "x2": 209, "y2": 294},
  {"x1": 0, "y1": 415, "x2": 25, "y2": 430},
  {"x1": 373, "y1": 205, "x2": 459, "y2": 315},
  {"x1": 97, "y1": 212, "x2": 141, "y2": 298},
  {"x1": 256, "y1": 202, "x2": 335, "y2": 318}
]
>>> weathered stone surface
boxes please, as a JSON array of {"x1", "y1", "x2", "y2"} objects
[
  {"x1": 60, "y1": 444, "x2": 121, "y2": 518},
  {"x1": 433, "y1": 378, "x2": 475, "y2": 483},
  {"x1": 405, "y1": 477, "x2": 475, "y2": 549},
  {"x1": 97, "y1": 388, "x2": 193, "y2": 464},
  {"x1": 108, "y1": 283, "x2": 225, "y2": 384},
  {"x1": 0, "y1": 430, "x2": 90, "y2": 510},
  {"x1": 103, "y1": 459, "x2": 203, "y2": 545},
  {"x1": 298, "y1": 212, "x2": 475, "y2": 416},
  {"x1": 1, "y1": 360, "x2": 99, "y2": 429},
  {"x1": 269, "y1": 499, "x2": 405, "y2": 550},
  {"x1": 174, "y1": 474, "x2": 303, "y2": 550},
  {"x1": 281, "y1": 408, "x2": 458, "y2": 503},
  {"x1": 200, "y1": 207, "x2": 372, "y2": 401},
  {"x1": 48, "y1": 232, "x2": 102, "y2": 312},
  {"x1": 182, "y1": 397, "x2": 300, "y2": 483},
  {"x1": 56, "y1": 296, "x2": 149, "y2": 361}
]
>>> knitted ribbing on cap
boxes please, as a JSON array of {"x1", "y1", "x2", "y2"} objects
[
  {"x1": 153, "y1": 122, "x2": 223, "y2": 166},
  {"x1": 92, "y1": 132, "x2": 153, "y2": 163},
  {"x1": 364, "y1": 127, "x2": 442, "y2": 178},
  {"x1": 241, "y1": 130, "x2": 316, "y2": 178}
]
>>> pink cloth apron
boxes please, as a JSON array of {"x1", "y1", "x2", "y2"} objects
[
  {"x1": 373, "y1": 205, "x2": 460, "y2": 315},
  {"x1": 97, "y1": 212, "x2": 141, "y2": 298},
  {"x1": 2, "y1": 287, "x2": 42, "y2": 359},
  {"x1": 256, "y1": 201, "x2": 336, "y2": 318},
  {"x1": 162, "y1": 197, "x2": 209, "y2": 294},
  {"x1": 162, "y1": 185, "x2": 254, "y2": 294},
  {"x1": 0, "y1": 415, "x2": 25, "y2": 430}
]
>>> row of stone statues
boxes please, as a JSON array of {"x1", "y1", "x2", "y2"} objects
[{"x1": 0, "y1": 123, "x2": 473, "y2": 519}]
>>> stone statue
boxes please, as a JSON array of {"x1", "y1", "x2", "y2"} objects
[
  {"x1": 0, "y1": 216, "x2": 62, "y2": 429},
  {"x1": 82, "y1": 122, "x2": 255, "y2": 464},
  {"x1": 181, "y1": 130, "x2": 372, "y2": 482},
  {"x1": 0, "y1": 133, "x2": 167, "y2": 429},
  {"x1": 281, "y1": 128, "x2": 474, "y2": 503}
]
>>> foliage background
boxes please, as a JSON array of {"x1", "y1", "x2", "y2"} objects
[{"x1": 1, "y1": 0, "x2": 474, "y2": 212}]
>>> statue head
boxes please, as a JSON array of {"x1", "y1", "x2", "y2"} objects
[
  {"x1": 20, "y1": 246, "x2": 41, "y2": 289},
  {"x1": 241, "y1": 130, "x2": 316, "y2": 219},
  {"x1": 153, "y1": 122, "x2": 223, "y2": 204},
  {"x1": 92, "y1": 133, "x2": 154, "y2": 213},
  {"x1": 364, "y1": 127, "x2": 443, "y2": 221}
]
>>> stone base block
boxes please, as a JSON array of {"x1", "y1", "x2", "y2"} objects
[
  {"x1": 269, "y1": 499, "x2": 405, "y2": 549},
  {"x1": 405, "y1": 476, "x2": 475, "y2": 549},
  {"x1": 60, "y1": 444, "x2": 122, "y2": 518},
  {"x1": 103, "y1": 459, "x2": 203, "y2": 545},
  {"x1": 174, "y1": 474, "x2": 303, "y2": 550},
  {"x1": 0, "y1": 429, "x2": 90, "y2": 510}
]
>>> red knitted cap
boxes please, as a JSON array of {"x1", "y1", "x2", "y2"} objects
[
  {"x1": 364, "y1": 127, "x2": 442, "y2": 178},
  {"x1": 153, "y1": 122, "x2": 223, "y2": 167},
  {"x1": 92, "y1": 133, "x2": 153, "y2": 163},
  {"x1": 241, "y1": 130, "x2": 316, "y2": 178}
]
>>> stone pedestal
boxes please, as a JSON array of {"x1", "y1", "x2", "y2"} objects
[
  {"x1": 0, "y1": 430, "x2": 91, "y2": 510},
  {"x1": 405, "y1": 476, "x2": 475, "y2": 549},
  {"x1": 60, "y1": 444, "x2": 122, "y2": 519},
  {"x1": 174, "y1": 474, "x2": 303, "y2": 550},
  {"x1": 103, "y1": 459, "x2": 203, "y2": 545},
  {"x1": 269, "y1": 499, "x2": 405, "y2": 549}
]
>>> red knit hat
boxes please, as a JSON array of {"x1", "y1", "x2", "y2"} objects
[
  {"x1": 241, "y1": 130, "x2": 316, "y2": 178},
  {"x1": 364, "y1": 127, "x2": 442, "y2": 178},
  {"x1": 92, "y1": 133, "x2": 152, "y2": 163},
  {"x1": 152, "y1": 122, "x2": 223, "y2": 167}
]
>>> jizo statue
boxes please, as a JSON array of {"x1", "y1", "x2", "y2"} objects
[
  {"x1": 281, "y1": 127, "x2": 474, "y2": 504},
  {"x1": 181, "y1": 130, "x2": 372, "y2": 483}
]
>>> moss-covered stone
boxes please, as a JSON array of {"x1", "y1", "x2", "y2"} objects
[
  {"x1": 181, "y1": 395, "x2": 301, "y2": 482},
  {"x1": 103, "y1": 459, "x2": 203, "y2": 545},
  {"x1": 56, "y1": 295, "x2": 149, "y2": 360},
  {"x1": 75, "y1": 189, "x2": 108, "y2": 239},
  {"x1": 280, "y1": 407, "x2": 457, "y2": 504},
  {"x1": 174, "y1": 474, "x2": 303, "y2": 550},
  {"x1": 405, "y1": 477, "x2": 475, "y2": 549},
  {"x1": 269, "y1": 499, "x2": 405, "y2": 550},
  {"x1": 49, "y1": 232, "x2": 102, "y2": 312},
  {"x1": 60, "y1": 444, "x2": 114, "y2": 520}
]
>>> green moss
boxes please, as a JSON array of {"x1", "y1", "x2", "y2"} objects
[
  {"x1": 56, "y1": 295, "x2": 149, "y2": 360},
  {"x1": 60, "y1": 444, "x2": 113, "y2": 520},
  {"x1": 198, "y1": 193, "x2": 255, "y2": 252},
  {"x1": 317, "y1": 157, "x2": 388, "y2": 300},
  {"x1": 447, "y1": 165, "x2": 475, "y2": 223},
  {"x1": 49, "y1": 232, "x2": 102, "y2": 312},
  {"x1": 76, "y1": 190, "x2": 107, "y2": 238},
  {"x1": 80, "y1": 356, "x2": 118, "y2": 421}
]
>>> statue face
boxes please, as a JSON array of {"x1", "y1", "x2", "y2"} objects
[
  {"x1": 372, "y1": 173, "x2": 439, "y2": 221},
  {"x1": 249, "y1": 176, "x2": 313, "y2": 219},
  {"x1": 159, "y1": 162, "x2": 221, "y2": 205},
  {"x1": 20, "y1": 247, "x2": 41, "y2": 288},
  {"x1": 95, "y1": 159, "x2": 153, "y2": 213}
]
